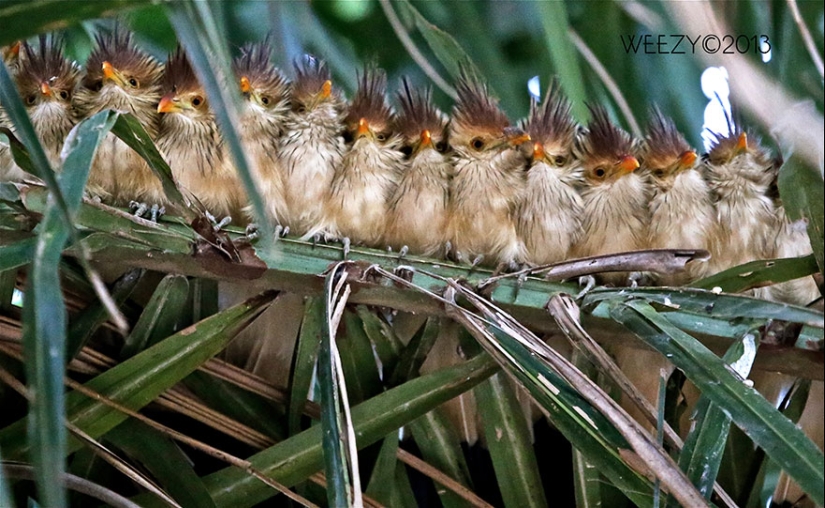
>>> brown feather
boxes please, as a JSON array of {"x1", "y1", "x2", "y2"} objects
[
  {"x1": 344, "y1": 67, "x2": 394, "y2": 134},
  {"x1": 162, "y1": 46, "x2": 200, "y2": 96},
  {"x1": 452, "y1": 74, "x2": 509, "y2": 136},
  {"x1": 393, "y1": 78, "x2": 446, "y2": 143},
  {"x1": 233, "y1": 39, "x2": 289, "y2": 106},
  {"x1": 291, "y1": 56, "x2": 335, "y2": 107},
  {"x1": 642, "y1": 107, "x2": 691, "y2": 172},
  {"x1": 17, "y1": 35, "x2": 79, "y2": 98},
  {"x1": 525, "y1": 80, "x2": 576, "y2": 151},
  {"x1": 83, "y1": 27, "x2": 161, "y2": 91},
  {"x1": 575, "y1": 104, "x2": 635, "y2": 163}
]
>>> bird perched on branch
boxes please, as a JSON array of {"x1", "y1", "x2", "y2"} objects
[
  {"x1": 1, "y1": 36, "x2": 79, "y2": 181},
  {"x1": 703, "y1": 129, "x2": 776, "y2": 275},
  {"x1": 156, "y1": 47, "x2": 244, "y2": 221},
  {"x1": 515, "y1": 82, "x2": 583, "y2": 267},
  {"x1": 572, "y1": 105, "x2": 647, "y2": 286},
  {"x1": 642, "y1": 108, "x2": 715, "y2": 285},
  {"x1": 73, "y1": 28, "x2": 164, "y2": 206},
  {"x1": 232, "y1": 40, "x2": 291, "y2": 226},
  {"x1": 384, "y1": 79, "x2": 452, "y2": 257},
  {"x1": 278, "y1": 57, "x2": 345, "y2": 237},
  {"x1": 447, "y1": 74, "x2": 530, "y2": 268},
  {"x1": 316, "y1": 67, "x2": 404, "y2": 248}
]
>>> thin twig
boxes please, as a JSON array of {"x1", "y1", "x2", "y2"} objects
[
  {"x1": 378, "y1": 0, "x2": 458, "y2": 100},
  {"x1": 786, "y1": 0, "x2": 824, "y2": 79},
  {"x1": 568, "y1": 29, "x2": 641, "y2": 137}
]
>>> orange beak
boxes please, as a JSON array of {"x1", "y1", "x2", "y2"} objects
[
  {"x1": 504, "y1": 127, "x2": 531, "y2": 146},
  {"x1": 320, "y1": 80, "x2": 332, "y2": 99},
  {"x1": 419, "y1": 129, "x2": 432, "y2": 148},
  {"x1": 240, "y1": 76, "x2": 251, "y2": 94},
  {"x1": 618, "y1": 155, "x2": 640, "y2": 173},
  {"x1": 678, "y1": 150, "x2": 697, "y2": 170},
  {"x1": 532, "y1": 142, "x2": 545, "y2": 161},
  {"x1": 9, "y1": 41, "x2": 20, "y2": 58},
  {"x1": 102, "y1": 61, "x2": 117, "y2": 81},
  {"x1": 735, "y1": 132, "x2": 748, "y2": 153},
  {"x1": 157, "y1": 95, "x2": 178, "y2": 114},
  {"x1": 40, "y1": 81, "x2": 52, "y2": 97},
  {"x1": 356, "y1": 117, "x2": 370, "y2": 138}
]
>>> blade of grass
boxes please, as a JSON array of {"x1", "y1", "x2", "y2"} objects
[
  {"x1": 691, "y1": 255, "x2": 819, "y2": 293},
  {"x1": 120, "y1": 274, "x2": 190, "y2": 358},
  {"x1": 777, "y1": 152, "x2": 824, "y2": 278},
  {"x1": 611, "y1": 299, "x2": 825, "y2": 505},
  {"x1": 288, "y1": 296, "x2": 323, "y2": 436},
  {"x1": 0, "y1": 237, "x2": 36, "y2": 271}
]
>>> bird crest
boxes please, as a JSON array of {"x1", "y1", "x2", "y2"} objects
[
  {"x1": 83, "y1": 27, "x2": 162, "y2": 89},
  {"x1": 642, "y1": 107, "x2": 694, "y2": 172},
  {"x1": 162, "y1": 46, "x2": 200, "y2": 95},
  {"x1": 292, "y1": 55, "x2": 334, "y2": 104},
  {"x1": 452, "y1": 74, "x2": 509, "y2": 135},
  {"x1": 345, "y1": 67, "x2": 393, "y2": 132},
  {"x1": 525, "y1": 80, "x2": 576, "y2": 150},
  {"x1": 233, "y1": 39, "x2": 289, "y2": 99},
  {"x1": 575, "y1": 105, "x2": 635, "y2": 162},
  {"x1": 17, "y1": 35, "x2": 79, "y2": 96},
  {"x1": 394, "y1": 78, "x2": 446, "y2": 142}
]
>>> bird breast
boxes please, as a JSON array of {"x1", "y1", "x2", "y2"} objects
[{"x1": 576, "y1": 172, "x2": 648, "y2": 257}]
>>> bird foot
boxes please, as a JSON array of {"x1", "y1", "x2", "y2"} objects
[
  {"x1": 341, "y1": 237, "x2": 351, "y2": 259},
  {"x1": 470, "y1": 255, "x2": 484, "y2": 269},
  {"x1": 245, "y1": 223, "x2": 259, "y2": 241},
  {"x1": 205, "y1": 211, "x2": 232, "y2": 232},
  {"x1": 397, "y1": 245, "x2": 409, "y2": 260},
  {"x1": 130, "y1": 201, "x2": 166, "y2": 222},
  {"x1": 444, "y1": 241, "x2": 453, "y2": 261},
  {"x1": 575, "y1": 275, "x2": 597, "y2": 300},
  {"x1": 628, "y1": 271, "x2": 644, "y2": 288}
]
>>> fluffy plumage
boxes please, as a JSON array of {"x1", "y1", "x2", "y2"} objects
[
  {"x1": 515, "y1": 82, "x2": 583, "y2": 266},
  {"x1": 1, "y1": 36, "x2": 79, "y2": 181},
  {"x1": 233, "y1": 41, "x2": 291, "y2": 225},
  {"x1": 384, "y1": 79, "x2": 452, "y2": 256},
  {"x1": 73, "y1": 28, "x2": 164, "y2": 204},
  {"x1": 279, "y1": 57, "x2": 345, "y2": 236},
  {"x1": 448, "y1": 74, "x2": 529, "y2": 266},
  {"x1": 573, "y1": 105, "x2": 647, "y2": 285},
  {"x1": 703, "y1": 129, "x2": 776, "y2": 275},
  {"x1": 642, "y1": 108, "x2": 715, "y2": 284},
  {"x1": 156, "y1": 47, "x2": 244, "y2": 219},
  {"x1": 317, "y1": 67, "x2": 404, "y2": 246}
]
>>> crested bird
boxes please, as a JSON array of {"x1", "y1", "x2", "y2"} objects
[
  {"x1": 280, "y1": 57, "x2": 345, "y2": 237},
  {"x1": 515, "y1": 81, "x2": 583, "y2": 266},
  {"x1": 642, "y1": 108, "x2": 715, "y2": 285},
  {"x1": 156, "y1": 47, "x2": 244, "y2": 221},
  {"x1": 232, "y1": 40, "x2": 291, "y2": 227},
  {"x1": 73, "y1": 28, "x2": 164, "y2": 206},
  {"x1": 703, "y1": 129, "x2": 776, "y2": 275},
  {"x1": 447, "y1": 74, "x2": 530, "y2": 268},
  {"x1": 384, "y1": 78, "x2": 452, "y2": 257},
  {"x1": 315, "y1": 67, "x2": 405, "y2": 248},
  {"x1": 1, "y1": 36, "x2": 79, "y2": 182},
  {"x1": 572, "y1": 105, "x2": 647, "y2": 286}
]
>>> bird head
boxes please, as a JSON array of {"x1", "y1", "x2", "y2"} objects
[
  {"x1": 234, "y1": 40, "x2": 289, "y2": 115},
  {"x1": 524, "y1": 80, "x2": 577, "y2": 169},
  {"x1": 641, "y1": 107, "x2": 696, "y2": 183},
  {"x1": 450, "y1": 74, "x2": 530, "y2": 161},
  {"x1": 157, "y1": 47, "x2": 210, "y2": 120},
  {"x1": 343, "y1": 67, "x2": 397, "y2": 146},
  {"x1": 705, "y1": 128, "x2": 775, "y2": 187},
  {"x1": 16, "y1": 35, "x2": 79, "y2": 112},
  {"x1": 2, "y1": 41, "x2": 22, "y2": 72},
  {"x1": 575, "y1": 105, "x2": 639, "y2": 185},
  {"x1": 82, "y1": 28, "x2": 162, "y2": 101},
  {"x1": 394, "y1": 78, "x2": 449, "y2": 157},
  {"x1": 291, "y1": 56, "x2": 339, "y2": 114}
]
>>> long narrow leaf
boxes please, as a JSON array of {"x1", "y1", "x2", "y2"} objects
[
  {"x1": 611, "y1": 300, "x2": 825, "y2": 505},
  {"x1": 691, "y1": 255, "x2": 819, "y2": 293},
  {"x1": 777, "y1": 151, "x2": 824, "y2": 277},
  {"x1": 288, "y1": 296, "x2": 323, "y2": 436}
]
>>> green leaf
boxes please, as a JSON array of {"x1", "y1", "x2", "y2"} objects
[
  {"x1": 356, "y1": 305, "x2": 403, "y2": 376},
  {"x1": 476, "y1": 373, "x2": 548, "y2": 508},
  {"x1": 0, "y1": 237, "x2": 36, "y2": 271},
  {"x1": 192, "y1": 352, "x2": 499, "y2": 508},
  {"x1": 611, "y1": 300, "x2": 825, "y2": 505},
  {"x1": 121, "y1": 274, "x2": 190, "y2": 358},
  {"x1": 288, "y1": 295, "x2": 323, "y2": 436},
  {"x1": 691, "y1": 255, "x2": 820, "y2": 293},
  {"x1": 0, "y1": 290, "x2": 277, "y2": 459},
  {"x1": 389, "y1": 317, "x2": 440, "y2": 387},
  {"x1": 365, "y1": 434, "x2": 401, "y2": 506},
  {"x1": 338, "y1": 310, "x2": 383, "y2": 403}
]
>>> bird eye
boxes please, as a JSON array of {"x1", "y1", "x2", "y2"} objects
[
  {"x1": 91, "y1": 81, "x2": 103, "y2": 92},
  {"x1": 470, "y1": 137, "x2": 485, "y2": 150},
  {"x1": 128, "y1": 77, "x2": 139, "y2": 87},
  {"x1": 59, "y1": 90, "x2": 70, "y2": 101},
  {"x1": 653, "y1": 169, "x2": 665, "y2": 177},
  {"x1": 400, "y1": 145, "x2": 413, "y2": 157},
  {"x1": 26, "y1": 94, "x2": 37, "y2": 105},
  {"x1": 376, "y1": 132, "x2": 388, "y2": 142},
  {"x1": 260, "y1": 96, "x2": 271, "y2": 106},
  {"x1": 191, "y1": 95, "x2": 204, "y2": 108},
  {"x1": 594, "y1": 167, "x2": 606, "y2": 178},
  {"x1": 295, "y1": 104, "x2": 307, "y2": 113},
  {"x1": 435, "y1": 141, "x2": 447, "y2": 153},
  {"x1": 554, "y1": 155, "x2": 567, "y2": 166}
]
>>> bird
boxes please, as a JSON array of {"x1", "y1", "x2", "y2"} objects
[
  {"x1": 1, "y1": 41, "x2": 22, "y2": 181},
  {"x1": 514, "y1": 81, "x2": 583, "y2": 267},
  {"x1": 447, "y1": 74, "x2": 530, "y2": 268},
  {"x1": 572, "y1": 105, "x2": 647, "y2": 286},
  {"x1": 232, "y1": 40, "x2": 291, "y2": 227},
  {"x1": 1, "y1": 36, "x2": 79, "y2": 182},
  {"x1": 383, "y1": 78, "x2": 452, "y2": 257},
  {"x1": 702, "y1": 128, "x2": 776, "y2": 276},
  {"x1": 279, "y1": 56, "x2": 345, "y2": 237},
  {"x1": 315, "y1": 67, "x2": 405, "y2": 248},
  {"x1": 156, "y1": 47, "x2": 244, "y2": 221},
  {"x1": 72, "y1": 28, "x2": 164, "y2": 206},
  {"x1": 641, "y1": 108, "x2": 715, "y2": 285}
]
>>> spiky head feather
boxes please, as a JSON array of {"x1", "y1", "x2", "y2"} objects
[
  {"x1": 394, "y1": 78, "x2": 446, "y2": 143},
  {"x1": 233, "y1": 39, "x2": 289, "y2": 101},
  {"x1": 17, "y1": 35, "x2": 79, "y2": 100},
  {"x1": 525, "y1": 80, "x2": 576, "y2": 150},
  {"x1": 83, "y1": 27, "x2": 162, "y2": 90},
  {"x1": 344, "y1": 67, "x2": 393, "y2": 133}
]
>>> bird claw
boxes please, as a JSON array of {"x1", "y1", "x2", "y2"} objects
[
  {"x1": 470, "y1": 255, "x2": 484, "y2": 269},
  {"x1": 575, "y1": 275, "x2": 597, "y2": 300},
  {"x1": 245, "y1": 223, "x2": 259, "y2": 241},
  {"x1": 205, "y1": 211, "x2": 232, "y2": 232},
  {"x1": 341, "y1": 237, "x2": 351, "y2": 259},
  {"x1": 627, "y1": 271, "x2": 645, "y2": 288},
  {"x1": 130, "y1": 200, "x2": 148, "y2": 218},
  {"x1": 129, "y1": 201, "x2": 165, "y2": 222},
  {"x1": 398, "y1": 245, "x2": 409, "y2": 260}
]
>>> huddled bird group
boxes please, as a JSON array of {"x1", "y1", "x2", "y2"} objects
[{"x1": 0, "y1": 31, "x2": 818, "y2": 306}]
